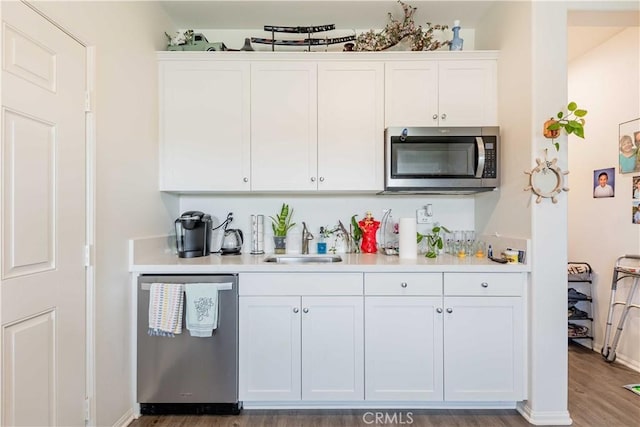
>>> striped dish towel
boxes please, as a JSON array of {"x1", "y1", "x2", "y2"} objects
[{"x1": 148, "y1": 283, "x2": 185, "y2": 337}]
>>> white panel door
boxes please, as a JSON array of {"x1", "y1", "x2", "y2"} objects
[
  {"x1": 301, "y1": 296, "x2": 364, "y2": 401},
  {"x1": 159, "y1": 60, "x2": 250, "y2": 191},
  {"x1": 239, "y1": 296, "x2": 301, "y2": 401},
  {"x1": 317, "y1": 62, "x2": 384, "y2": 191},
  {"x1": 438, "y1": 60, "x2": 498, "y2": 126},
  {"x1": 1, "y1": 2, "x2": 86, "y2": 426},
  {"x1": 365, "y1": 296, "x2": 443, "y2": 401},
  {"x1": 385, "y1": 61, "x2": 439, "y2": 127},
  {"x1": 250, "y1": 62, "x2": 317, "y2": 191},
  {"x1": 443, "y1": 296, "x2": 524, "y2": 401}
]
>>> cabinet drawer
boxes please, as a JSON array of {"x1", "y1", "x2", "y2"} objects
[
  {"x1": 364, "y1": 273, "x2": 442, "y2": 296},
  {"x1": 444, "y1": 273, "x2": 524, "y2": 296},
  {"x1": 239, "y1": 272, "x2": 363, "y2": 296}
]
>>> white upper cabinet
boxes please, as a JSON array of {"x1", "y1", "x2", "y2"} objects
[
  {"x1": 317, "y1": 62, "x2": 384, "y2": 191},
  {"x1": 250, "y1": 61, "x2": 318, "y2": 191},
  {"x1": 385, "y1": 58, "x2": 497, "y2": 127},
  {"x1": 159, "y1": 60, "x2": 250, "y2": 191},
  {"x1": 158, "y1": 52, "x2": 497, "y2": 192}
]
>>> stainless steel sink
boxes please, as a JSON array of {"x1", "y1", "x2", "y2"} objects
[{"x1": 263, "y1": 255, "x2": 343, "y2": 264}]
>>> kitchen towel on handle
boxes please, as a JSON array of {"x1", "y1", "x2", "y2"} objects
[
  {"x1": 399, "y1": 217, "x2": 417, "y2": 259},
  {"x1": 185, "y1": 283, "x2": 229, "y2": 337},
  {"x1": 148, "y1": 283, "x2": 185, "y2": 337}
]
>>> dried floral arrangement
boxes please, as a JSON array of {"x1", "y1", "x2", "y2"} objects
[{"x1": 354, "y1": 1, "x2": 450, "y2": 51}]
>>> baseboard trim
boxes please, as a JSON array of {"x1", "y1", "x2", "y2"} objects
[
  {"x1": 244, "y1": 401, "x2": 518, "y2": 410},
  {"x1": 516, "y1": 402, "x2": 572, "y2": 425},
  {"x1": 112, "y1": 408, "x2": 135, "y2": 427}
]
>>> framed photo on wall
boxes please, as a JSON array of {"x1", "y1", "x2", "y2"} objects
[
  {"x1": 593, "y1": 167, "x2": 615, "y2": 198},
  {"x1": 619, "y1": 118, "x2": 640, "y2": 174}
]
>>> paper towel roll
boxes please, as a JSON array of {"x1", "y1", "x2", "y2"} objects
[{"x1": 399, "y1": 217, "x2": 417, "y2": 259}]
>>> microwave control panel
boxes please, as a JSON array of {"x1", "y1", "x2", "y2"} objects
[{"x1": 483, "y1": 141, "x2": 497, "y2": 178}]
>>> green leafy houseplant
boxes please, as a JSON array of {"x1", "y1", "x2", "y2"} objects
[
  {"x1": 417, "y1": 225, "x2": 450, "y2": 258},
  {"x1": 270, "y1": 203, "x2": 296, "y2": 237},
  {"x1": 545, "y1": 101, "x2": 588, "y2": 151}
]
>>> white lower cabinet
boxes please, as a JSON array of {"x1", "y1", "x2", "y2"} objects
[
  {"x1": 364, "y1": 272, "x2": 525, "y2": 402},
  {"x1": 365, "y1": 296, "x2": 444, "y2": 400},
  {"x1": 240, "y1": 272, "x2": 525, "y2": 404},
  {"x1": 239, "y1": 273, "x2": 364, "y2": 402},
  {"x1": 443, "y1": 273, "x2": 525, "y2": 401}
]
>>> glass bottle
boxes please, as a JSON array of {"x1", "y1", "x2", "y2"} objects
[{"x1": 449, "y1": 20, "x2": 464, "y2": 51}]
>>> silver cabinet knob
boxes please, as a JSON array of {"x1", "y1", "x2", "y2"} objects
[
  {"x1": 400, "y1": 282, "x2": 408, "y2": 288},
  {"x1": 243, "y1": 177, "x2": 249, "y2": 183},
  {"x1": 311, "y1": 177, "x2": 316, "y2": 182},
  {"x1": 481, "y1": 282, "x2": 489, "y2": 288},
  {"x1": 293, "y1": 307, "x2": 299, "y2": 313},
  {"x1": 432, "y1": 114, "x2": 438, "y2": 120},
  {"x1": 436, "y1": 308, "x2": 443, "y2": 313},
  {"x1": 303, "y1": 308, "x2": 309, "y2": 313},
  {"x1": 319, "y1": 177, "x2": 325, "y2": 182},
  {"x1": 441, "y1": 113, "x2": 447, "y2": 120},
  {"x1": 446, "y1": 308, "x2": 453, "y2": 313}
]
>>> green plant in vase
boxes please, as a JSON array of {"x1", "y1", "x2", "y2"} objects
[
  {"x1": 417, "y1": 225, "x2": 450, "y2": 258},
  {"x1": 544, "y1": 101, "x2": 588, "y2": 151},
  {"x1": 270, "y1": 203, "x2": 295, "y2": 254}
]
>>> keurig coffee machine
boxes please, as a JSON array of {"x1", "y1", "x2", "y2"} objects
[{"x1": 175, "y1": 211, "x2": 212, "y2": 258}]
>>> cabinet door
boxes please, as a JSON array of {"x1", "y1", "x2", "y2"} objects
[
  {"x1": 438, "y1": 60, "x2": 497, "y2": 126},
  {"x1": 239, "y1": 296, "x2": 301, "y2": 401},
  {"x1": 159, "y1": 60, "x2": 250, "y2": 191},
  {"x1": 385, "y1": 61, "x2": 439, "y2": 127},
  {"x1": 301, "y1": 296, "x2": 364, "y2": 400},
  {"x1": 365, "y1": 296, "x2": 443, "y2": 401},
  {"x1": 251, "y1": 62, "x2": 318, "y2": 191},
  {"x1": 443, "y1": 296, "x2": 524, "y2": 401},
  {"x1": 318, "y1": 62, "x2": 384, "y2": 191}
]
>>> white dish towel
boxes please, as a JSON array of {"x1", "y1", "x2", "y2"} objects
[
  {"x1": 185, "y1": 283, "x2": 230, "y2": 337},
  {"x1": 148, "y1": 283, "x2": 185, "y2": 337}
]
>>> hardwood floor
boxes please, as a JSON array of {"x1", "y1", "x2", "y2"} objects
[{"x1": 129, "y1": 344, "x2": 640, "y2": 427}]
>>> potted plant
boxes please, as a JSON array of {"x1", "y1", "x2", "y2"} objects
[
  {"x1": 544, "y1": 101, "x2": 588, "y2": 151},
  {"x1": 270, "y1": 203, "x2": 295, "y2": 254},
  {"x1": 417, "y1": 225, "x2": 450, "y2": 258}
]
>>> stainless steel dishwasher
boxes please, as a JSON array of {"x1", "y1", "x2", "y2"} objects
[{"x1": 137, "y1": 274, "x2": 241, "y2": 414}]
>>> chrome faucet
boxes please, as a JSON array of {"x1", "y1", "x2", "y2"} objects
[{"x1": 301, "y1": 222, "x2": 314, "y2": 254}]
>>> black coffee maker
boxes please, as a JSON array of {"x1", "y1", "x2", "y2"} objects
[{"x1": 175, "y1": 211, "x2": 212, "y2": 258}]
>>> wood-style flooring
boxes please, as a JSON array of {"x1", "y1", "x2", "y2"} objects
[{"x1": 129, "y1": 344, "x2": 640, "y2": 427}]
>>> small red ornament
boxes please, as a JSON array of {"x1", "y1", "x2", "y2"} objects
[{"x1": 358, "y1": 212, "x2": 380, "y2": 254}]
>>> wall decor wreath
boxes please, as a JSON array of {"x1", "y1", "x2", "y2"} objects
[{"x1": 354, "y1": 1, "x2": 450, "y2": 51}]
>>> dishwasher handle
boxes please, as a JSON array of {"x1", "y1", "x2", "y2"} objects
[{"x1": 140, "y1": 282, "x2": 233, "y2": 291}]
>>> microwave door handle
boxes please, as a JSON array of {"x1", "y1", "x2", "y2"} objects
[{"x1": 475, "y1": 137, "x2": 486, "y2": 178}]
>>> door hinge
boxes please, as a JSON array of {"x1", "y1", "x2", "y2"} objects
[
  {"x1": 84, "y1": 91, "x2": 92, "y2": 112},
  {"x1": 84, "y1": 398, "x2": 91, "y2": 422},
  {"x1": 84, "y1": 245, "x2": 92, "y2": 267}
]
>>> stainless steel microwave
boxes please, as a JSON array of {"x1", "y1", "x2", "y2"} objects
[{"x1": 383, "y1": 126, "x2": 499, "y2": 194}]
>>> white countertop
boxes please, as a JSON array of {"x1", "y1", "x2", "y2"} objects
[{"x1": 130, "y1": 236, "x2": 530, "y2": 274}]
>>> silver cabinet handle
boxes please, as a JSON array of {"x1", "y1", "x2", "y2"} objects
[
  {"x1": 293, "y1": 307, "x2": 299, "y2": 313},
  {"x1": 303, "y1": 308, "x2": 309, "y2": 313},
  {"x1": 311, "y1": 177, "x2": 316, "y2": 182},
  {"x1": 436, "y1": 308, "x2": 443, "y2": 313},
  {"x1": 432, "y1": 114, "x2": 438, "y2": 120},
  {"x1": 446, "y1": 308, "x2": 453, "y2": 313},
  {"x1": 319, "y1": 177, "x2": 325, "y2": 182},
  {"x1": 441, "y1": 113, "x2": 447, "y2": 120},
  {"x1": 400, "y1": 282, "x2": 408, "y2": 288},
  {"x1": 243, "y1": 177, "x2": 249, "y2": 183},
  {"x1": 481, "y1": 282, "x2": 489, "y2": 288}
]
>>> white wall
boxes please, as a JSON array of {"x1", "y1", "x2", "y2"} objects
[
  {"x1": 568, "y1": 27, "x2": 640, "y2": 370},
  {"x1": 30, "y1": 1, "x2": 177, "y2": 426},
  {"x1": 180, "y1": 195, "x2": 475, "y2": 254},
  {"x1": 476, "y1": 2, "x2": 573, "y2": 425}
]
